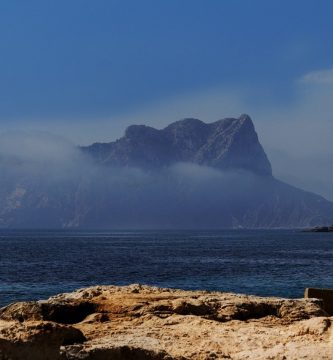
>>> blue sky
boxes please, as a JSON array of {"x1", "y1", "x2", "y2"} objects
[
  {"x1": 0, "y1": 0, "x2": 332, "y2": 120},
  {"x1": 1, "y1": 0, "x2": 333, "y2": 198}
]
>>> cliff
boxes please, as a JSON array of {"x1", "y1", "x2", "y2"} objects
[{"x1": 0, "y1": 285, "x2": 332, "y2": 359}]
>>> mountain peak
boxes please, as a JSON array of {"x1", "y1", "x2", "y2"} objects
[{"x1": 239, "y1": 113, "x2": 252, "y2": 121}]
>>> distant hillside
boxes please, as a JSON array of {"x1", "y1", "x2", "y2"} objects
[{"x1": 0, "y1": 114, "x2": 333, "y2": 229}]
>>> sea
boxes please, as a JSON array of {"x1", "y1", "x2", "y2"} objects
[{"x1": 0, "y1": 229, "x2": 332, "y2": 307}]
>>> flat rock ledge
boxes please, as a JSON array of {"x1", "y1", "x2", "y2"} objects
[{"x1": 0, "y1": 285, "x2": 332, "y2": 360}]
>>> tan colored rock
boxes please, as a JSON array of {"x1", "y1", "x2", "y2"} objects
[
  {"x1": 0, "y1": 320, "x2": 85, "y2": 360},
  {"x1": 0, "y1": 285, "x2": 332, "y2": 359}
]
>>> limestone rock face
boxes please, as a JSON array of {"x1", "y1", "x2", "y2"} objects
[
  {"x1": 83, "y1": 114, "x2": 272, "y2": 176},
  {"x1": 0, "y1": 285, "x2": 332, "y2": 359}
]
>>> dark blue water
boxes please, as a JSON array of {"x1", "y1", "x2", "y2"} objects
[{"x1": 0, "y1": 229, "x2": 332, "y2": 306}]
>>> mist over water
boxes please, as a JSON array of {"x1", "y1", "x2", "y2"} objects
[{"x1": 0, "y1": 130, "x2": 276, "y2": 228}]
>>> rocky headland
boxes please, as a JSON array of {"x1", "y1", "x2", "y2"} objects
[
  {"x1": 83, "y1": 114, "x2": 272, "y2": 176},
  {"x1": 1, "y1": 284, "x2": 332, "y2": 360},
  {"x1": 1, "y1": 114, "x2": 333, "y2": 228}
]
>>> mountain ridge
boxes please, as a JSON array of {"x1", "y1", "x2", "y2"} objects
[{"x1": 83, "y1": 114, "x2": 272, "y2": 176}]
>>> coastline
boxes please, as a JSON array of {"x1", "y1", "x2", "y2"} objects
[{"x1": 1, "y1": 284, "x2": 332, "y2": 360}]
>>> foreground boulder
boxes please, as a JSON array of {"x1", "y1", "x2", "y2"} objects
[{"x1": 0, "y1": 285, "x2": 332, "y2": 359}]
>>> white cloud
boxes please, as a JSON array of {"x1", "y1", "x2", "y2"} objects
[
  {"x1": 0, "y1": 131, "x2": 79, "y2": 164},
  {"x1": 300, "y1": 68, "x2": 333, "y2": 84}
]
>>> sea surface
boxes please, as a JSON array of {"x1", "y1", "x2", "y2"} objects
[{"x1": 0, "y1": 229, "x2": 332, "y2": 307}]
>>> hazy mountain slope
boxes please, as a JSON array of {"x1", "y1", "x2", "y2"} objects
[
  {"x1": 70, "y1": 172, "x2": 333, "y2": 229},
  {"x1": 0, "y1": 115, "x2": 333, "y2": 228}
]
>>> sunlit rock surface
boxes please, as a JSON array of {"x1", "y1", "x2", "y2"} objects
[{"x1": 0, "y1": 285, "x2": 332, "y2": 359}]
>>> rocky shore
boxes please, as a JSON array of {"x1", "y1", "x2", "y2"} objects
[{"x1": 0, "y1": 284, "x2": 332, "y2": 359}]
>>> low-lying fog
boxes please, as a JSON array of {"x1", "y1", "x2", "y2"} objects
[{"x1": 0, "y1": 131, "x2": 281, "y2": 228}]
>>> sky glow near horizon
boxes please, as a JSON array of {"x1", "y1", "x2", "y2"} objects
[{"x1": 0, "y1": 0, "x2": 333, "y2": 200}]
